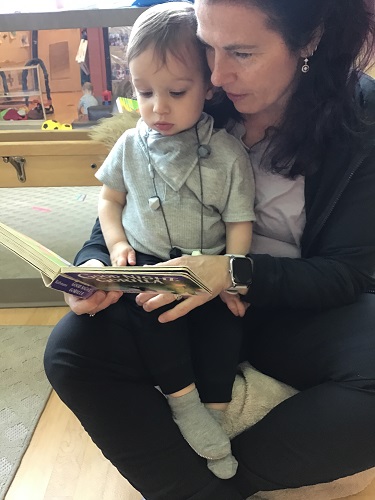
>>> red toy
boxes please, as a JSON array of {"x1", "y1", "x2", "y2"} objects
[{"x1": 102, "y1": 90, "x2": 112, "y2": 106}]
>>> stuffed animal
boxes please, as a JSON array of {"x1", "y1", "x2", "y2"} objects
[
  {"x1": 88, "y1": 110, "x2": 138, "y2": 149},
  {"x1": 1, "y1": 108, "x2": 28, "y2": 121}
]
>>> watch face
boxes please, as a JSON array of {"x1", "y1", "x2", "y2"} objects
[{"x1": 233, "y1": 257, "x2": 253, "y2": 285}]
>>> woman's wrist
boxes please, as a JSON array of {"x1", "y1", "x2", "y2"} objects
[
  {"x1": 224, "y1": 254, "x2": 253, "y2": 294},
  {"x1": 222, "y1": 255, "x2": 234, "y2": 289}
]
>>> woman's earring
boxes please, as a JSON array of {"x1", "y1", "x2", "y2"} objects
[{"x1": 301, "y1": 58, "x2": 310, "y2": 73}]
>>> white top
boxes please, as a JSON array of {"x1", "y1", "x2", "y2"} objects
[{"x1": 231, "y1": 123, "x2": 306, "y2": 258}]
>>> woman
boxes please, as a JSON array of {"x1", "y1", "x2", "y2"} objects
[{"x1": 44, "y1": 1, "x2": 375, "y2": 499}]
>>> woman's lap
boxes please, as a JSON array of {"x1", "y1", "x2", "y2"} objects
[
  {"x1": 242, "y1": 293, "x2": 375, "y2": 388},
  {"x1": 44, "y1": 298, "x2": 244, "y2": 499},
  {"x1": 44, "y1": 293, "x2": 375, "y2": 499},
  {"x1": 232, "y1": 293, "x2": 375, "y2": 494}
]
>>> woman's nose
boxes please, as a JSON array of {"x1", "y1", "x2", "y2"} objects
[{"x1": 209, "y1": 53, "x2": 235, "y2": 88}]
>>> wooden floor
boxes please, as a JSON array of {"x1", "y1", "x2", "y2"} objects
[
  {"x1": 1, "y1": 307, "x2": 142, "y2": 500},
  {"x1": 1, "y1": 307, "x2": 375, "y2": 499}
]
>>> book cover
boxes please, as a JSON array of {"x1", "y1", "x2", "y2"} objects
[{"x1": 0, "y1": 222, "x2": 212, "y2": 298}]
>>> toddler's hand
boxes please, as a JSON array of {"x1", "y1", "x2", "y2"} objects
[
  {"x1": 110, "y1": 242, "x2": 136, "y2": 266},
  {"x1": 220, "y1": 290, "x2": 249, "y2": 317}
]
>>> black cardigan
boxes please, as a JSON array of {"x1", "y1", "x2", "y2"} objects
[{"x1": 75, "y1": 74, "x2": 375, "y2": 311}]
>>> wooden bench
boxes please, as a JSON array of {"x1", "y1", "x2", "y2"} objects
[{"x1": 0, "y1": 129, "x2": 106, "y2": 187}]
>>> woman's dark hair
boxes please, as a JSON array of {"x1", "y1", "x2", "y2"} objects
[{"x1": 205, "y1": 0, "x2": 375, "y2": 178}]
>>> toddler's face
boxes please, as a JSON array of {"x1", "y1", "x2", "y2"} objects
[{"x1": 129, "y1": 46, "x2": 211, "y2": 136}]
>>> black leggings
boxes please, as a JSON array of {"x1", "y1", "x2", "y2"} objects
[
  {"x1": 44, "y1": 293, "x2": 375, "y2": 500},
  {"x1": 131, "y1": 250, "x2": 243, "y2": 401},
  {"x1": 121, "y1": 294, "x2": 243, "y2": 401}
]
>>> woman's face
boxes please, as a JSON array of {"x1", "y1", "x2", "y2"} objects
[{"x1": 195, "y1": 0, "x2": 304, "y2": 125}]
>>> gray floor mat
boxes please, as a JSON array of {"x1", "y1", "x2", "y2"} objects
[{"x1": 0, "y1": 186, "x2": 101, "y2": 306}]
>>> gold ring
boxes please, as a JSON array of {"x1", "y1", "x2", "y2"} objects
[{"x1": 175, "y1": 295, "x2": 183, "y2": 301}]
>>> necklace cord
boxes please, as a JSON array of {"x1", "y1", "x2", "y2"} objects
[{"x1": 194, "y1": 124, "x2": 204, "y2": 254}]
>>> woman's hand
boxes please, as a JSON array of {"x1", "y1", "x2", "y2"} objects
[
  {"x1": 136, "y1": 255, "x2": 232, "y2": 323},
  {"x1": 64, "y1": 259, "x2": 123, "y2": 315}
]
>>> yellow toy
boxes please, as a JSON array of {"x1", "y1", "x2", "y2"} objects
[{"x1": 41, "y1": 119, "x2": 72, "y2": 130}]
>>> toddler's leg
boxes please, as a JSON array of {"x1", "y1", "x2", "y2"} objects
[
  {"x1": 167, "y1": 386, "x2": 231, "y2": 461},
  {"x1": 187, "y1": 298, "x2": 244, "y2": 479}
]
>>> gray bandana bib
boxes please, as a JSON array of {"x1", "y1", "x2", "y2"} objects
[{"x1": 137, "y1": 113, "x2": 214, "y2": 191}]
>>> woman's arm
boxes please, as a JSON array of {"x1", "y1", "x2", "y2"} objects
[
  {"x1": 137, "y1": 223, "x2": 254, "y2": 321},
  {"x1": 136, "y1": 254, "x2": 233, "y2": 322}
]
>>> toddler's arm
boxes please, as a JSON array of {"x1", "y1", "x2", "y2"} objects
[{"x1": 98, "y1": 185, "x2": 136, "y2": 266}]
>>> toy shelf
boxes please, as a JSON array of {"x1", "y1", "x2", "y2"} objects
[
  {"x1": 1, "y1": 90, "x2": 45, "y2": 98},
  {"x1": 0, "y1": 64, "x2": 46, "y2": 124},
  {"x1": 0, "y1": 8, "x2": 147, "y2": 31}
]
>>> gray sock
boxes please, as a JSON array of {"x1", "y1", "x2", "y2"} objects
[
  {"x1": 206, "y1": 407, "x2": 225, "y2": 425},
  {"x1": 207, "y1": 452, "x2": 238, "y2": 479},
  {"x1": 206, "y1": 407, "x2": 238, "y2": 479},
  {"x1": 167, "y1": 388, "x2": 231, "y2": 460}
]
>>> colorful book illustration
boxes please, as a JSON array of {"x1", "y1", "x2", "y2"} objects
[
  {"x1": 0, "y1": 222, "x2": 211, "y2": 299},
  {"x1": 116, "y1": 97, "x2": 140, "y2": 114}
]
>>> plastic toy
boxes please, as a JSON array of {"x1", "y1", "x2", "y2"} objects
[
  {"x1": 102, "y1": 90, "x2": 112, "y2": 106},
  {"x1": 41, "y1": 119, "x2": 72, "y2": 130}
]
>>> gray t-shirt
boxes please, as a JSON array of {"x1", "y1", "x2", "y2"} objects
[
  {"x1": 79, "y1": 94, "x2": 99, "y2": 114},
  {"x1": 96, "y1": 113, "x2": 256, "y2": 260}
]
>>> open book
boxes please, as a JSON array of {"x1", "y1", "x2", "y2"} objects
[{"x1": 0, "y1": 222, "x2": 212, "y2": 299}]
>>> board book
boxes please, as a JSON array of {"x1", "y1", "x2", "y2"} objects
[{"x1": 0, "y1": 222, "x2": 212, "y2": 298}]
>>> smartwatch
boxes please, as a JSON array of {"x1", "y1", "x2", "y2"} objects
[{"x1": 225, "y1": 254, "x2": 253, "y2": 293}]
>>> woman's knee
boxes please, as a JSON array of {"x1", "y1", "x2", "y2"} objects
[
  {"x1": 44, "y1": 312, "x2": 89, "y2": 393},
  {"x1": 243, "y1": 293, "x2": 375, "y2": 389},
  {"x1": 319, "y1": 293, "x2": 375, "y2": 383},
  {"x1": 44, "y1": 306, "x2": 153, "y2": 398}
]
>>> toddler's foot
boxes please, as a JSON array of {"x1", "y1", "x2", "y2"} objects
[
  {"x1": 207, "y1": 453, "x2": 238, "y2": 479},
  {"x1": 206, "y1": 406, "x2": 226, "y2": 426},
  {"x1": 206, "y1": 406, "x2": 238, "y2": 479},
  {"x1": 167, "y1": 388, "x2": 231, "y2": 460}
]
